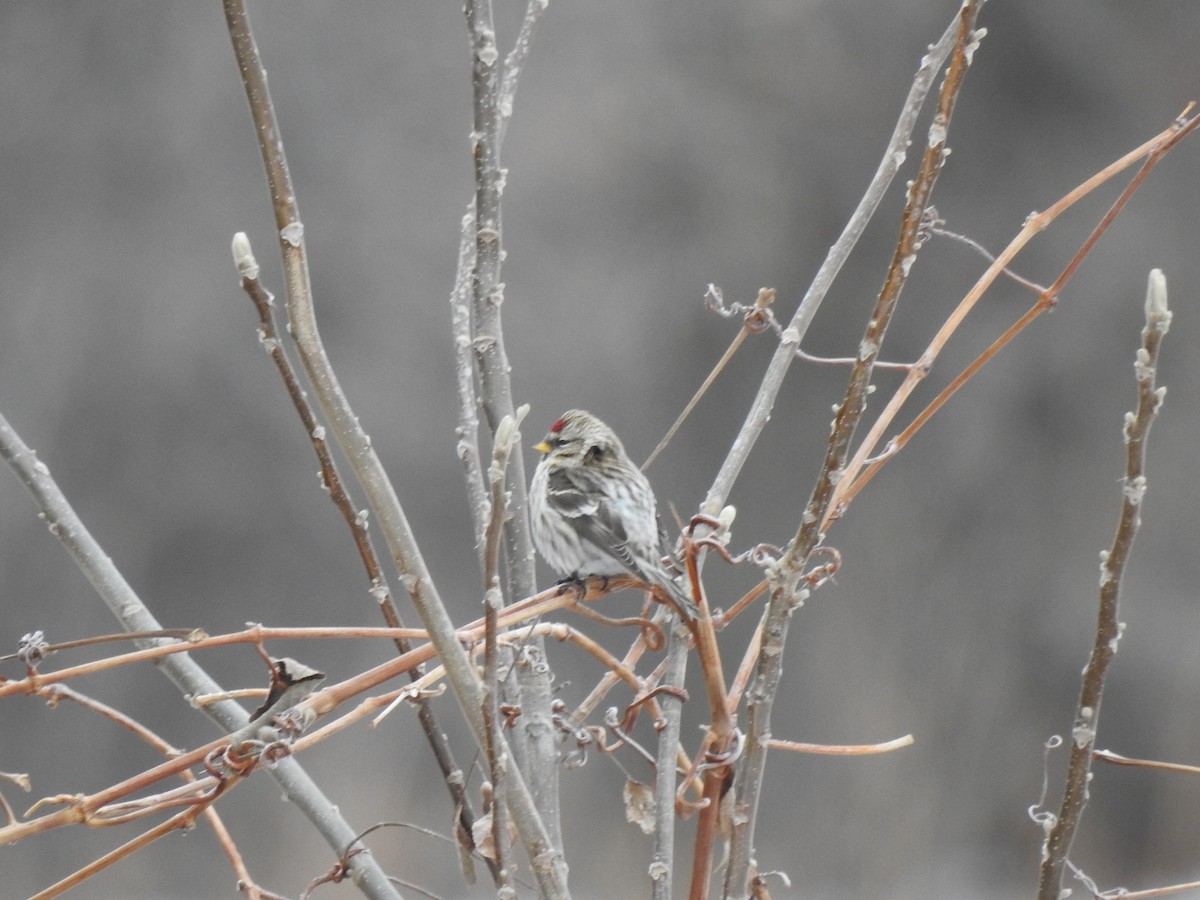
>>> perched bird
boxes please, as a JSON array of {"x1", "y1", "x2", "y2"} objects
[{"x1": 529, "y1": 410, "x2": 698, "y2": 619}]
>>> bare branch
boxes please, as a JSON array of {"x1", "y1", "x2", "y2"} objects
[
  {"x1": 224, "y1": 1, "x2": 565, "y2": 893},
  {"x1": 451, "y1": 207, "x2": 490, "y2": 548},
  {"x1": 723, "y1": 4, "x2": 986, "y2": 894},
  {"x1": 463, "y1": 0, "x2": 562, "y2": 861},
  {"x1": 699, "y1": 12, "x2": 962, "y2": 518},
  {"x1": 651, "y1": 622, "x2": 690, "y2": 900},
  {"x1": 766, "y1": 735, "x2": 914, "y2": 756},
  {"x1": 832, "y1": 106, "x2": 1200, "y2": 519},
  {"x1": 0, "y1": 416, "x2": 391, "y2": 897},
  {"x1": 235, "y1": 230, "x2": 487, "y2": 883},
  {"x1": 481, "y1": 409, "x2": 530, "y2": 892},
  {"x1": 644, "y1": 287, "x2": 776, "y2": 471},
  {"x1": 1036, "y1": 270, "x2": 1170, "y2": 899},
  {"x1": 464, "y1": 0, "x2": 537, "y2": 603}
]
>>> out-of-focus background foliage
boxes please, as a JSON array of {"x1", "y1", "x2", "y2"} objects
[{"x1": 2, "y1": 2, "x2": 1198, "y2": 897}]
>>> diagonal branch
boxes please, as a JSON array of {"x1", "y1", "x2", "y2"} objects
[
  {"x1": 0, "y1": 410, "x2": 396, "y2": 898},
  {"x1": 831, "y1": 106, "x2": 1200, "y2": 519},
  {"x1": 233, "y1": 233, "x2": 490, "y2": 883},
  {"x1": 721, "y1": 3, "x2": 986, "y2": 895},
  {"x1": 699, "y1": 12, "x2": 962, "y2": 518},
  {"x1": 223, "y1": 1, "x2": 567, "y2": 894}
]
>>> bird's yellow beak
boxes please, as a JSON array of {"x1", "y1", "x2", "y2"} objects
[{"x1": 533, "y1": 440, "x2": 551, "y2": 454}]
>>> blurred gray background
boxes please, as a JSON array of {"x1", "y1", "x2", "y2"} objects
[{"x1": 2, "y1": 1, "x2": 1198, "y2": 898}]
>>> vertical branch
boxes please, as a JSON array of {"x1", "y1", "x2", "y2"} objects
[
  {"x1": 224, "y1": 3, "x2": 568, "y2": 894},
  {"x1": 463, "y1": 0, "x2": 563, "y2": 853},
  {"x1": 651, "y1": 623, "x2": 690, "y2": 900},
  {"x1": 464, "y1": 0, "x2": 536, "y2": 602},
  {"x1": 1036, "y1": 270, "x2": 1170, "y2": 899},
  {"x1": 722, "y1": 4, "x2": 985, "y2": 895},
  {"x1": 498, "y1": 0, "x2": 548, "y2": 148},
  {"x1": 481, "y1": 409, "x2": 528, "y2": 893},
  {"x1": 451, "y1": 206, "x2": 491, "y2": 546},
  {"x1": 454, "y1": 0, "x2": 546, "y2": 562},
  {"x1": 510, "y1": 635, "x2": 562, "y2": 852}
]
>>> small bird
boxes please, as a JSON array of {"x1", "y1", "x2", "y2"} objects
[{"x1": 529, "y1": 410, "x2": 698, "y2": 619}]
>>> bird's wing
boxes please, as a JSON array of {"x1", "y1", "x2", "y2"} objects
[
  {"x1": 542, "y1": 466, "x2": 641, "y2": 573},
  {"x1": 544, "y1": 465, "x2": 698, "y2": 618}
]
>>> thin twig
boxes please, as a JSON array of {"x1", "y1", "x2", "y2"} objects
[
  {"x1": 699, "y1": 13, "x2": 962, "y2": 519},
  {"x1": 932, "y1": 225, "x2": 1047, "y2": 293},
  {"x1": 30, "y1": 802, "x2": 222, "y2": 900},
  {"x1": 32, "y1": 685, "x2": 274, "y2": 897},
  {"x1": 767, "y1": 735, "x2": 913, "y2": 756},
  {"x1": 234, "y1": 233, "x2": 486, "y2": 878},
  {"x1": 721, "y1": 5, "x2": 985, "y2": 895},
  {"x1": 831, "y1": 106, "x2": 1200, "y2": 521},
  {"x1": 1092, "y1": 749, "x2": 1200, "y2": 777},
  {"x1": 1090, "y1": 878, "x2": 1200, "y2": 899},
  {"x1": 1036, "y1": 270, "x2": 1170, "y2": 899},
  {"x1": 645, "y1": 287, "x2": 776, "y2": 470},
  {"x1": 566, "y1": 631, "x2": 654, "y2": 731}
]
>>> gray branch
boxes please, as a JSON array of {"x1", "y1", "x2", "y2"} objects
[
  {"x1": 701, "y1": 15, "x2": 961, "y2": 518},
  {"x1": 0, "y1": 410, "x2": 402, "y2": 900},
  {"x1": 224, "y1": 0, "x2": 568, "y2": 894},
  {"x1": 463, "y1": 0, "x2": 563, "y2": 859}
]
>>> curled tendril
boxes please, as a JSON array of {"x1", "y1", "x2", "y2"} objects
[
  {"x1": 802, "y1": 546, "x2": 843, "y2": 587},
  {"x1": 563, "y1": 724, "x2": 607, "y2": 769},
  {"x1": 698, "y1": 730, "x2": 745, "y2": 773},
  {"x1": 603, "y1": 707, "x2": 655, "y2": 765},
  {"x1": 518, "y1": 646, "x2": 554, "y2": 678},
  {"x1": 704, "y1": 285, "x2": 780, "y2": 336},
  {"x1": 205, "y1": 745, "x2": 247, "y2": 780},
  {"x1": 260, "y1": 739, "x2": 294, "y2": 766},
  {"x1": 915, "y1": 205, "x2": 941, "y2": 249},
  {"x1": 691, "y1": 529, "x2": 785, "y2": 572}
]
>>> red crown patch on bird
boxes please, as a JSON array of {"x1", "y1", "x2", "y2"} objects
[{"x1": 549, "y1": 418, "x2": 566, "y2": 433}]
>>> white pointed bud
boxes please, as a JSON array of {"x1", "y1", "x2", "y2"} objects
[
  {"x1": 1144, "y1": 268, "x2": 1170, "y2": 333},
  {"x1": 231, "y1": 232, "x2": 260, "y2": 280}
]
